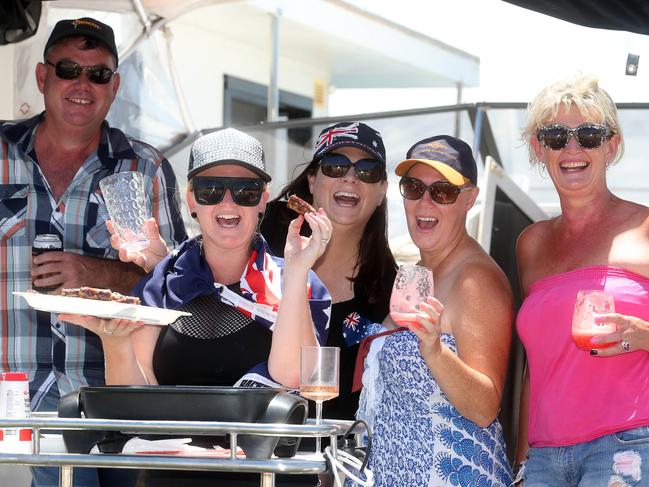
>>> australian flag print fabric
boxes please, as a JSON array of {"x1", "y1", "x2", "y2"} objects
[
  {"x1": 342, "y1": 311, "x2": 373, "y2": 347},
  {"x1": 134, "y1": 235, "x2": 331, "y2": 386}
]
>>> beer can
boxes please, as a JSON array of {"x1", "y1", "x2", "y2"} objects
[
  {"x1": 32, "y1": 234, "x2": 62, "y2": 293},
  {"x1": 0, "y1": 372, "x2": 32, "y2": 453}
]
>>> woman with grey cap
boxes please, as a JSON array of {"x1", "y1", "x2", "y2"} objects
[
  {"x1": 61, "y1": 128, "x2": 332, "y2": 486},
  {"x1": 350, "y1": 135, "x2": 513, "y2": 486}
]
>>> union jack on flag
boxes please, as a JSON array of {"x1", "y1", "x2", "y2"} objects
[
  {"x1": 341, "y1": 310, "x2": 373, "y2": 346},
  {"x1": 343, "y1": 311, "x2": 361, "y2": 331},
  {"x1": 315, "y1": 122, "x2": 359, "y2": 152}
]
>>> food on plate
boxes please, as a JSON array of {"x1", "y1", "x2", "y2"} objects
[
  {"x1": 61, "y1": 286, "x2": 141, "y2": 305},
  {"x1": 287, "y1": 194, "x2": 316, "y2": 215}
]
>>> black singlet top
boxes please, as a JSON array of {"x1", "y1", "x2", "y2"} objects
[
  {"x1": 142, "y1": 286, "x2": 314, "y2": 487},
  {"x1": 152, "y1": 287, "x2": 272, "y2": 386},
  {"x1": 322, "y1": 289, "x2": 389, "y2": 420}
]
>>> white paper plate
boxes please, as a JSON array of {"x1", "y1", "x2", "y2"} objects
[{"x1": 14, "y1": 291, "x2": 190, "y2": 326}]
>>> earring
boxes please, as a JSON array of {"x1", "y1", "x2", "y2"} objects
[
  {"x1": 190, "y1": 211, "x2": 197, "y2": 219},
  {"x1": 538, "y1": 162, "x2": 548, "y2": 178},
  {"x1": 258, "y1": 211, "x2": 264, "y2": 220}
]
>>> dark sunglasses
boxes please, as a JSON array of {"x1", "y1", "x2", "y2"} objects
[
  {"x1": 192, "y1": 177, "x2": 264, "y2": 207},
  {"x1": 318, "y1": 153, "x2": 385, "y2": 184},
  {"x1": 537, "y1": 123, "x2": 614, "y2": 150},
  {"x1": 45, "y1": 59, "x2": 115, "y2": 85},
  {"x1": 399, "y1": 177, "x2": 473, "y2": 205}
]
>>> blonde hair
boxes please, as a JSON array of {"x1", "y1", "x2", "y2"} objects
[{"x1": 522, "y1": 74, "x2": 624, "y2": 166}]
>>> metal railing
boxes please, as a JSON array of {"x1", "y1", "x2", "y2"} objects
[
  {"x1": 166, "y1": 102, "x2": 649, "y2": 240},
  {"x1": 0, "y1": 416, "x2": 359, "y2": 487}
]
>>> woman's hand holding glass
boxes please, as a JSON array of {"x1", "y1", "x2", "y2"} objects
[
  {"x1": 283, "y1": 208, "x2": 332, "y2": 271},
  {"x1": 389, "y1": 264, "x2": 433, "y2": 328},
  {"x1": 108, "y1": 217, "x2": 170, "y2": 272},
  {"x1": 411, "y1": 297, "x2": 445, "y2": 356},
  {"x1": 590, "y1": 313, "x2": 649, "y2": 356}
]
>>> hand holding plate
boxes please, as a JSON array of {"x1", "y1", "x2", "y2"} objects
[{"x1": 58, "y1": 313, "x2": 144, "y2": 339}]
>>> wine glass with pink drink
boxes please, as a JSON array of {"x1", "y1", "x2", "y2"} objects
[
  {"x1": 390, "y1": 264, "x2": 434, "y2": 328},
  {"x1": 572, "y1": 290, "x2": 616, "y2": 350}
]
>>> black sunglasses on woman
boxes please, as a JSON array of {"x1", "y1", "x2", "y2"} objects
[
  {"x1": 399, "y1": 177, "x2": 473, "y2": 204},
  {"x1": 318, "y1": 153, "x2": 386, "y2": 184}
]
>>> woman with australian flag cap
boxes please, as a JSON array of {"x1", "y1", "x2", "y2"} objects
[{"x1": 261, "y1": 121, "x2": 397, "y2": 426}]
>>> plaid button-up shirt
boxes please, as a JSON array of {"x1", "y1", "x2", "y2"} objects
[{"x1": 0, "y1": 114, "x2": 187, "y2": 409}]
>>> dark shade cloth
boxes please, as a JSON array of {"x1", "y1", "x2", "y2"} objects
[{"x1": 502, "y1": 0, "x2": 649, "y2": 36}]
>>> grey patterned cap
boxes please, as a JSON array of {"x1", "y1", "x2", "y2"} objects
[{"x1": 187, "y1": 128, "x2": 271, "y2": 182}]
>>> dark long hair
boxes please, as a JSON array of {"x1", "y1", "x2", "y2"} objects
[{"x1": 267, "y1": 161, "x2": 397, "y2": 305}]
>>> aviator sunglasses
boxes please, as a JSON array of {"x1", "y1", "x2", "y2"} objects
[
  {"x1": 192, "y1": 177, "x2": 264, "y2": 207},
  {"x1": 537, "y1": 123, "x2": 614, "y2": 151},
  {"x1": 45, "y1": 60, "x2": 115, "y2": 85},
  {"x1": 399, "y1": 177, "x2": 473, "y2": 205},
  {"x1": 318, "y1": 153, "x2": 386, "y2": 184}
]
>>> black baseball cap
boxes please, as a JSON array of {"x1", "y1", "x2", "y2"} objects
[
  {"x1": 313, "y1": 122, "x2": 386, "y2": 164},
  {"x1": 395, "y1": 135, "x2": 477, "y2": 186},
  {"x1": 44, "y1": 17, "x2": 118, "y2": 67}
]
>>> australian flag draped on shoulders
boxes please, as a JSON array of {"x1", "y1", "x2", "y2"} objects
[{"x1": 133, "y1": 234, "x2": 331, "y2": 388}]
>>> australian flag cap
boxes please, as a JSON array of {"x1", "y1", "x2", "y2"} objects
[{"x1": 313, "y1": 122, "x2": 386, "y2": 164}]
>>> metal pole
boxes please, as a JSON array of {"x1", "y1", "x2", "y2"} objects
[
  {"x1": 163, "y1": 26, "x2": 196, "y2": 133},
  {"x1": 267, "y1": 8, "x2": 282, "y2": 122},
  {"x1": 32, "y1": 427, "x2": 40, "y2": 454},
  {"x1": 260, "y1": 472, "x2": 275, "y2": 487},
  {"x1": 60, "y1": 465, "x2": 73, "y2": 487},
  {"x1": 473, "y1": 105, "x2": 484, "y2": 162},
  {"x1": 130, "y1": 0, "x2": 152, "y2": 33},
  {"x1": 454, "y1": 81, "x2": 464, "y2": 137}
]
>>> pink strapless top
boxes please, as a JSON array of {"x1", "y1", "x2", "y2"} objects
[{"x1": 517, "y1": 266, "x2": 649, "y2": 447}]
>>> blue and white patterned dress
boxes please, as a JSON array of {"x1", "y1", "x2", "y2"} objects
[{"x1": 354, "y1": 324, "x2": 512, "y2": 487}]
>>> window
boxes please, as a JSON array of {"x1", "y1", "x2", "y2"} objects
[{"x1": 223, "y1": 75, "x2": 313, "y2": 147}]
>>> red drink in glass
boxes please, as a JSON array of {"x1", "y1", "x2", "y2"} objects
[
  {"x1": 571, "y1": 290, "x2": 616, "y2": 350},
  {"x1": 389, "y1": 311, "x2": 430, "y2": 329},
  {"x1": 572, "y1": 330, "x2": 617, "y2": 350}
]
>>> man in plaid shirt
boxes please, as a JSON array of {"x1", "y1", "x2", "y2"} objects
[{"x1": 0, "y1": 17, "x2": 187, "y2": 486}]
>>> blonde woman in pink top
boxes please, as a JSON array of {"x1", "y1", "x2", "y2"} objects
[{"x1": 514, "y1": 74, "x2": 649, "y2": 486}]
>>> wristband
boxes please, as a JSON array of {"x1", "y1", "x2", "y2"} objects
[{"x1": 511, "y1": 460, "x2": 526, "y2": 485}]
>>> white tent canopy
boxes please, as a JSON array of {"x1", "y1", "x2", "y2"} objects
[{"x1": 5, "y1": 0, "x2": 479, "y2": 152}]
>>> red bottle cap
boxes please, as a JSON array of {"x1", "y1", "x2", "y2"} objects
[{"x1": 1, "y1": 372, "x2": 28, "y2": 381}]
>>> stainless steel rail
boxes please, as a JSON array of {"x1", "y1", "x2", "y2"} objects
[{"x1": 0, "y1": 417, "x2": 359, "y2": 487}]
